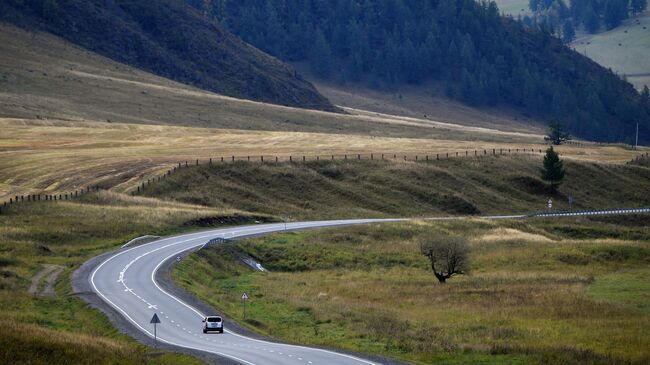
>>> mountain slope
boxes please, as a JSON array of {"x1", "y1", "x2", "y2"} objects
[
  {"x1": 0, "y1": 0, "x2": 337, "y2": 112},
  {"x1": 198, "y1": 0, "x2": 650, "y2": 144}
]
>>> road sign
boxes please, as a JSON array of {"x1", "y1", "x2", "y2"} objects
[
  {"x1": 547, "y1": 198, "x2": 553, "y2": 209},
  {"x1": 176, "y1": 256, "x2": 181, "y2": 262},
  {"x1": 150, "y1": 313, "x2": 160, "y2": 348}
]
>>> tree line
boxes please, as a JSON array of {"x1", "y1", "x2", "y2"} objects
[
  {"x1": 191, "y1": 0, "x2": 649, "y2": 144},
  {"x1": 527, "y1": 0, "x2": 648, "y2": 42}
]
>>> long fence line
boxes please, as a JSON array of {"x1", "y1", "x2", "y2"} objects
[
  {"x1": 3, "y1": 147, "x2": 647, "y2": 214},
  {"x1": 132, "y1": 147, "x2": 546, "y2": 195},
  {"x1": 628, "y1": 151, "x2": 650, "y2": 164},
  {"x1": 0, "y1": 185, "x2": 102, "y2": 214}
]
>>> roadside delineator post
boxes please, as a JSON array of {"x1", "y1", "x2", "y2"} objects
[{"x1": 241, "y1": 292, "x2": 249, "y2": 320}]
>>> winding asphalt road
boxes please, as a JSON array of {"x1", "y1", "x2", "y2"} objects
[{"x1": 88, "y1": 208, "x2": 650, "y2": 365}]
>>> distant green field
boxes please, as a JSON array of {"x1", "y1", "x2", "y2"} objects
[
  {"x1": 494, "y1": 0, "x2": 650, "y2": 91},
  {"x1": 494, "y1": 0, "x2": 531, "y2": 16},
  {"x1": 571, "y1": 11, "x2": 650, "y2": 91}
]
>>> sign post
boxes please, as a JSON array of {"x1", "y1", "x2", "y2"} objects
[
  {"x1": 568, "y1": 195, "x2": 574, "y2": 211},
  {"x1": 241, "y1": 292, "x2": 249, "y2": 320},
  {"x1": 150, "y1": 313, "x2": 161, "y2": 348}
]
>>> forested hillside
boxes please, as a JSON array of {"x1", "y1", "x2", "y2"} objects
[
  {"x1": 0, "y1": 0, "x2": 337, "y2": 111},
  {"x1": 528, "y1": 0, "x2": 648, "y2": 38},
  {"x1": 194, "y1": 0, "x2": 650, "y2": 144}
]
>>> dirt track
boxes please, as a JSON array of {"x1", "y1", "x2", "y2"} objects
[{"x1": 29, "y1": 264, "x2": 64, "y2": 297}]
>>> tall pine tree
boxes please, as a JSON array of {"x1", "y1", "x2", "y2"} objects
[{"x1": 541, "y1": 146, "x2": 566, "y2": 191}]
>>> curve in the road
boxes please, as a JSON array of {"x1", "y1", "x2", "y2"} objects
[{"x1": 87, "y1": 208, "x2": 649, "y2": 365}]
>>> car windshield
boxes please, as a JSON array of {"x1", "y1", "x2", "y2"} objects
[{"x1": 207, "y1": 317, "x2": 222, "y2": 322}]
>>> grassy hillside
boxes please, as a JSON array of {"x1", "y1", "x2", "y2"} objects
[
  {"x1": 141, "y1": 156, "x2": 650, "y2": 219},
  {"x1": 0, "y1": 0, "x2": 335, "y2": 111},
  {"x1": 0, "y1": 23, "x2": 548, "y2": 136},
  {"x1": 175, "y1": 218, "x2": 650, "y2": 364},
  {"x1": 0, "y1": 191, "x2": 256, "y2": 364},
  {"x1": 314, "y1": 81, "x2": 545, "y2": 134}
]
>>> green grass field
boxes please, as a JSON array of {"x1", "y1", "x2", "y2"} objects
[{"x1": 174, "y1": 217, "x2": 650, "y2": 365}]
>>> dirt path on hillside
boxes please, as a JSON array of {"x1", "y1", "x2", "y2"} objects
[{"x1": 29, "y1": 264, "x2": 64, "y2": 297}]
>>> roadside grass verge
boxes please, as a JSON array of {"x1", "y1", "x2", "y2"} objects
[
  {"x1": 174, "y1": 218, "x2": 650, "y2": 365},
  {"x1": 144, "y1": 156, "x2": 650, "y2": 220},
  {"x1": 0, "y1": 190, "x2": 257, "y2": 365}
]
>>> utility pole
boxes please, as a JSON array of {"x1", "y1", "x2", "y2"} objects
[{"x1": 636, "y1": 122, "x2": 639, "y2": 150}]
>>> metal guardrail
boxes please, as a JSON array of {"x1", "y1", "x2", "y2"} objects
[{"x1": 530, "y1": 207, "x2": 650, "y2": 218}]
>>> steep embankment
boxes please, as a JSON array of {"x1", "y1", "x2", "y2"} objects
[
  {"x1": 141, "y1": 156, "x2": 650, "y2": 219},
  {"x1": 0, "y1": 0, "x2": 336, "y2": 111}
]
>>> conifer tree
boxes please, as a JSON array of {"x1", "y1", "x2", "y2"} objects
[
  {"x1": 642, "y1": 85, "x2": 650, "y2": 104},
  {"x1": 562, "y1": 20, "x2": 575, "y2": 43},
  {"x1": 541, "y1": 146, "x2": 566, "y2": 191},
  {"x1": 310, "y1": 29, "x2": 332, "y2": 78}
]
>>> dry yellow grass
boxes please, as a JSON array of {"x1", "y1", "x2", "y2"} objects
[{"x1": 1, "y1": 118, "x2": 645, "y2": 201}]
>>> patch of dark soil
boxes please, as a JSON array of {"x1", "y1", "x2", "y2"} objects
[
  {"x1": 510, "y1": 175, "x2": 566, "y2": 198},
  {"x1": 439, "y1": 194, "x2": 479, "y2": 215}
]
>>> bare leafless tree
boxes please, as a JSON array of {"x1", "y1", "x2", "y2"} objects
[{"x1": 419, "y1": 234, "x2": 469, "y2": 283}]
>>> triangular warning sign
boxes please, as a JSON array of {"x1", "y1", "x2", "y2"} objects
[{"x1": 150, "y1": 313, "x2": 161, "y2": 324}]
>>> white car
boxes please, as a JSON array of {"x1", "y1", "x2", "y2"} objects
[{"x1": 202, "y1": 316, "x2": 224, "y2": 334}]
